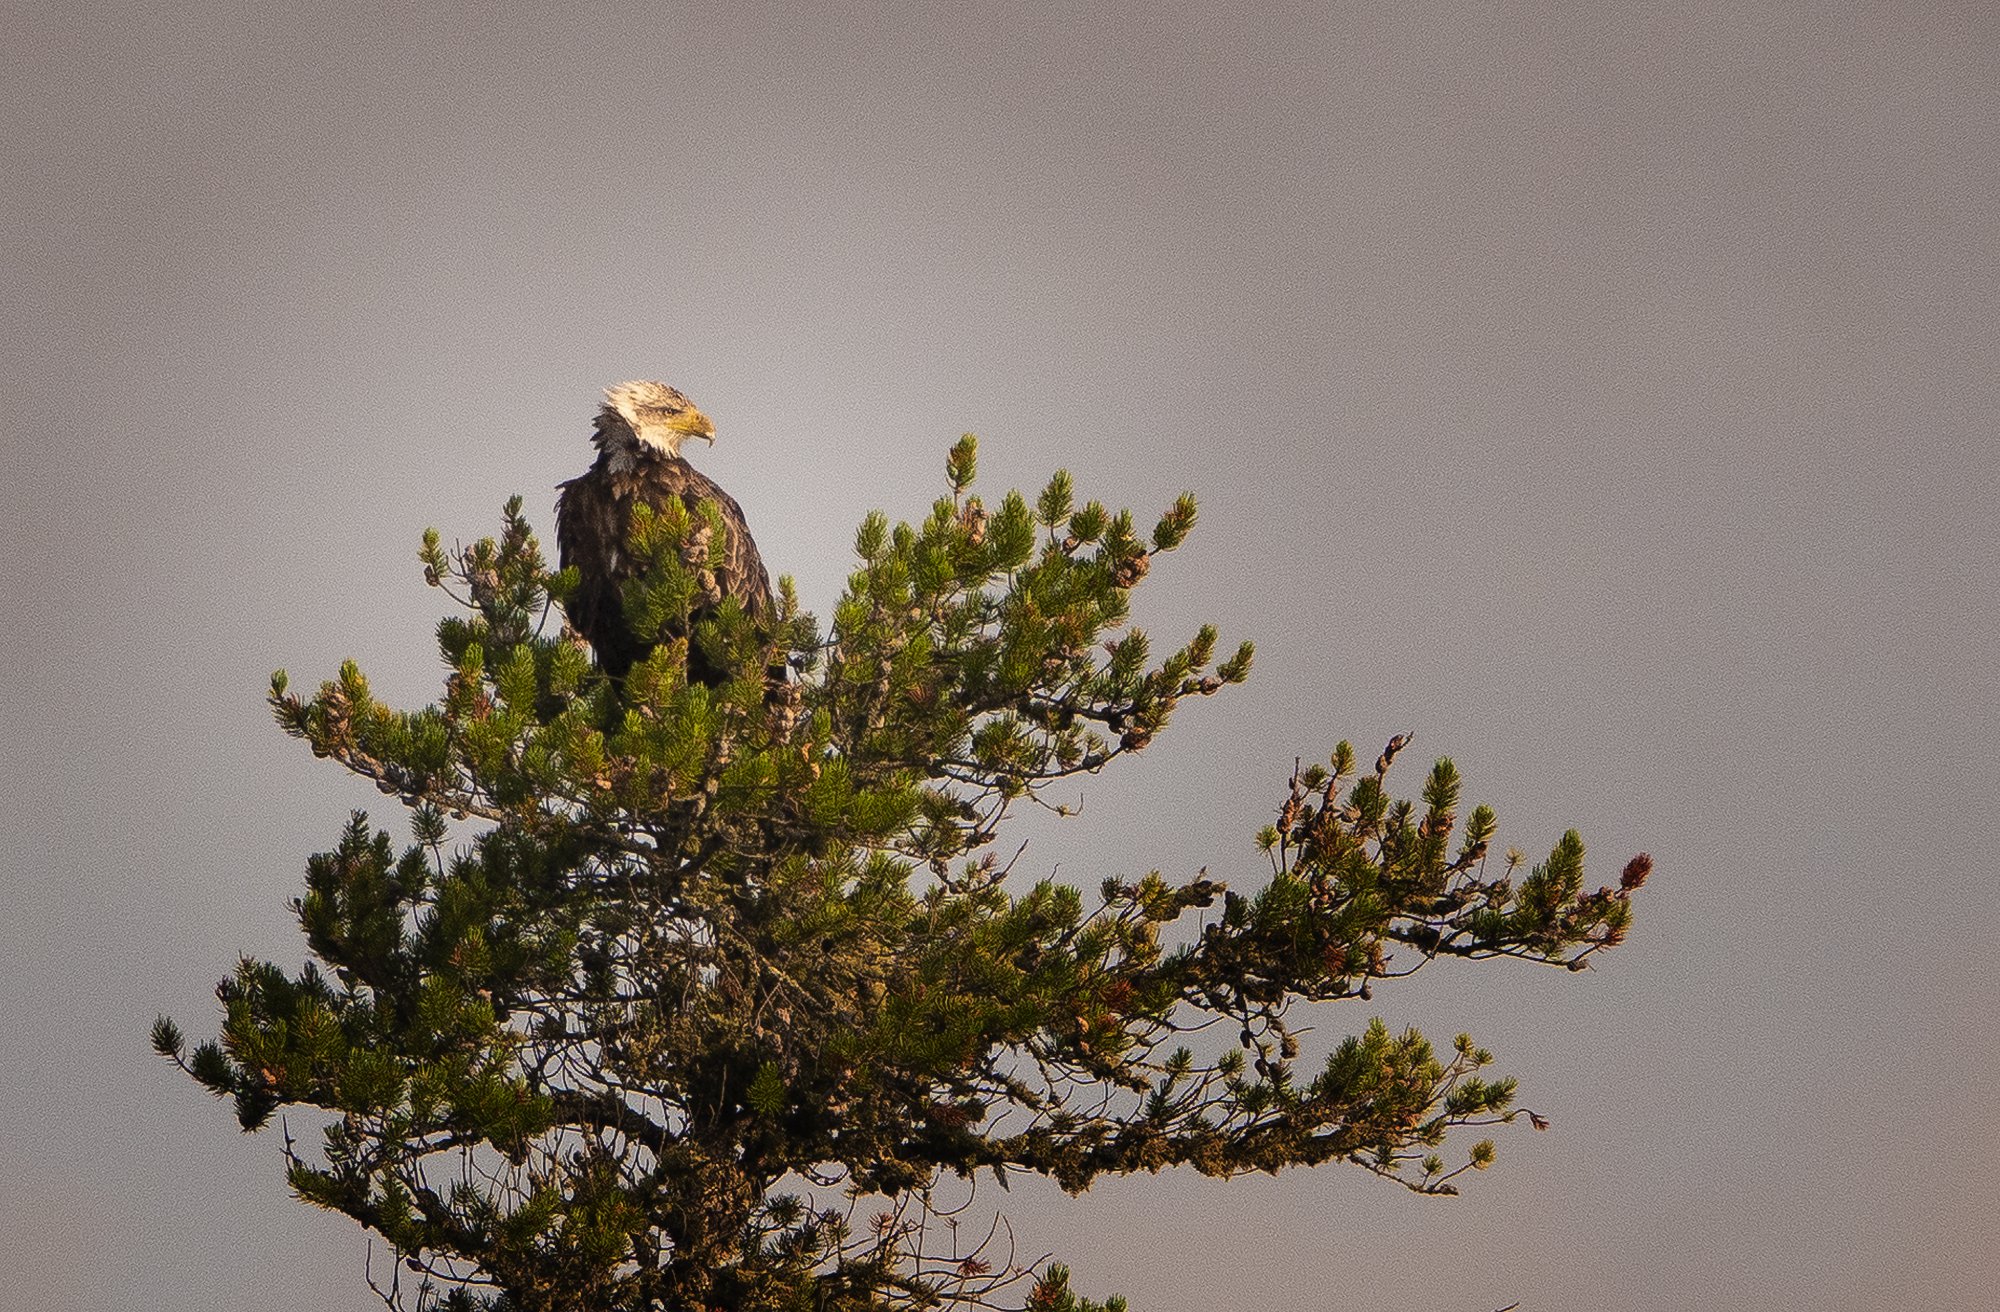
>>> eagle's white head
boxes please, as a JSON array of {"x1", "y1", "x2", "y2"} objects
[{"x1": 601, "y1": 380, "x2": 716, "y2": 457}]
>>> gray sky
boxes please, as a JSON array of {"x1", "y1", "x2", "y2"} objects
[{"x1": 4, "y1": 2, "x2": 1996, "y2": 1309}]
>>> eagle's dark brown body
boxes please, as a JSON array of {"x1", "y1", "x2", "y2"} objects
[{"x1": 555, "y1": 385, "x2": 772, "y2": 683}]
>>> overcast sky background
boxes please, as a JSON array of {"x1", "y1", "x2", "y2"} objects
[{"x1": 4, "y1": 2, "x2": 1996, "y2": 1309}]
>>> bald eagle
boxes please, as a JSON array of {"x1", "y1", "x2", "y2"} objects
[{"x1": 555, "y1": 381, "x2": 773, "y2": 683}]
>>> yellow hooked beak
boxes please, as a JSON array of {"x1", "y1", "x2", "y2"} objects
[{"x1": 671, "y1": 409, "x2": 716, "y2": 444}]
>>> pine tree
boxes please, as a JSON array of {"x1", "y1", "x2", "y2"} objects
[{"x1": 156, "y1": 437, "x2": 1648, "y2": 1312}]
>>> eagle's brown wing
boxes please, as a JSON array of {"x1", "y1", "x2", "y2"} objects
[
  {"x1": 555, "y1": 455, "x2": 772, "y2": 681},
  {"x1": 554, "y1": 461, "x2": 636, "y2": 676},
  {"x1": 669, "y1": 459, "x2": 773, "y2": 622}
]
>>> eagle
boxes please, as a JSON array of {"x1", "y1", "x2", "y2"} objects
[{"x1": 555, "y1": 381, "x2": 773, "y2": 684}]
